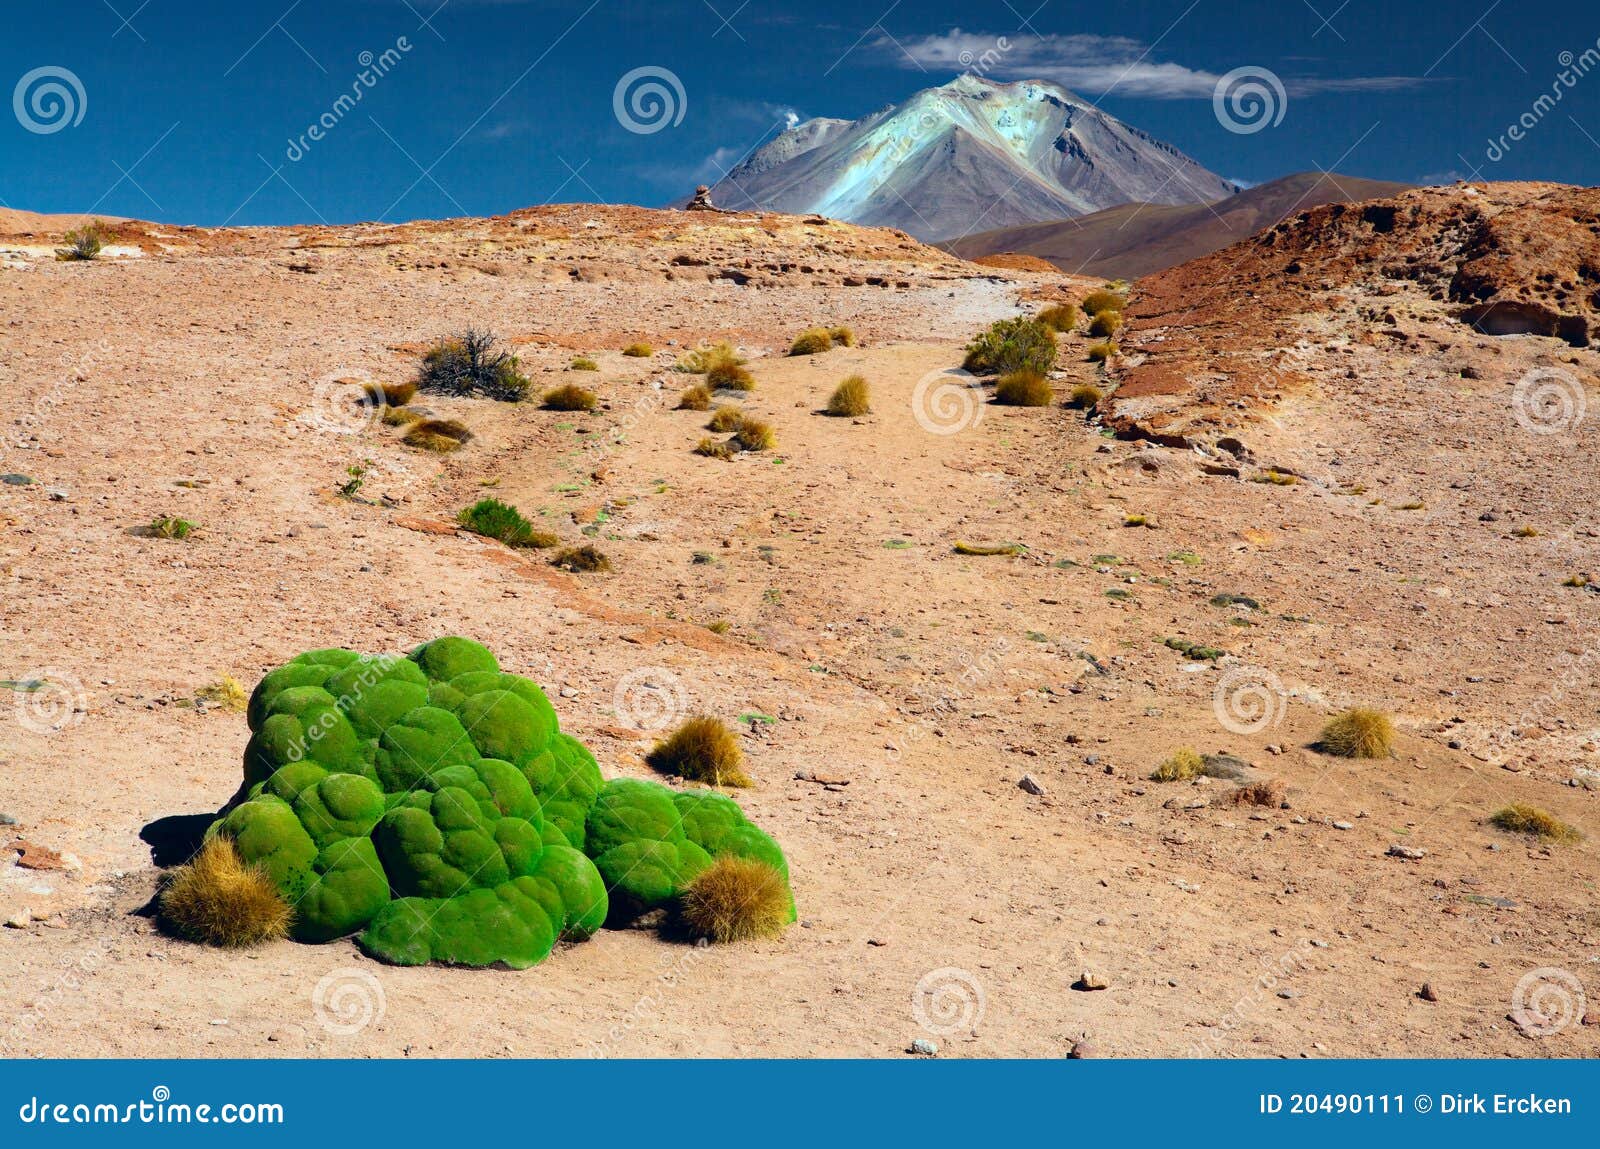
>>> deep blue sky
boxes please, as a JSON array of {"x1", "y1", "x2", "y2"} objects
[{"x1": 4, "y1": 0, "x2": 1599, "y2": 225}]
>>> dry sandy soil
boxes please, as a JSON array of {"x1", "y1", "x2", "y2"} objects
[{"x1": 1, "y1": 195, "x2": 1596, "y2": 1059}]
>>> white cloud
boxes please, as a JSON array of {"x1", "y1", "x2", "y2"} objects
[{"x1": 877, "y1": 29, "x2": 1424, "y2": 99}]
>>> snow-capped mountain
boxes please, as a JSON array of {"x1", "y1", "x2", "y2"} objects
[{"x1": 707, "y1": 75, "x2": 1237, "y2": 241}]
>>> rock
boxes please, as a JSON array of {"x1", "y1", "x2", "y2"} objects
[
  {"x1": 1067, "y1": 1040, "x2": 1099, "y2": 1058},
  {"x1": 1073, "y1": 970, "x2": 1109, "y2": 991},
  {"x1": 10, "y1": 840, "x2": 65, "y2": 870},
  {"x1": 0, "y1": 474, "x2": 33, "y2": 486},
  {"x1": 909, "y1": 1038, "x2": 938, "y2": 1056},
  {"x1": 1276, "y1": 989, "x2": 1297, "y2": 999},
  {"x1": 1018, "y1": 774, "x2": 1046, "y2": 796},
  {"x1": 46, "y1": 488, "x2": 69, "y2": 501},
  {"x1": 4, "y1": 911, "x2": 31, "y2": 929},
  {"x1": 1331, "y1": 820, "x2": 1354, "y2": 831},
  {"x1": 0, "y1": 813, "x2": 16, "y2": 826},
  {"x1": 1387, "y1": 844, "x2": 1427, "y2": 860},
  {"x1": 866, "y1": 937, "x2": 888, "y2": 947},
  {"x1": 1419, "y1": 982, "x2": 1439, "y2": 1002}
]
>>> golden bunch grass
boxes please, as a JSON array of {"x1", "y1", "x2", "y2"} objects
[
  {"x1": 994, "y1": 370, "x2": 1053, "y2": 407},
  {"x1": 1069, "y1": 383, "x2": 1104, "y2": 408},
  {"x1": 1150, "y1": 746, "x2": 1205, "y2": 782},
  {"x1": 551, "y1": 544, "x2": 610, "y2": 572},
  {"x1": 646, "y1": 715, "x2": 751, "y2": 787},
  {"x1": 826, "y1": 375, "x2": 871, "y2": 416},
  {"x1": 788, "y1": 327, "x2": 834, "y2": 356},
  {"x1": 1088, "y1": 310, "x2": 1123, "y2": 338},
  {"x1": 196, "y1": 676, "x2": 248, "y2": 712},
  {"x1": 403, "y1": 418, "x2": 473, "y2": 452},
  {"x1": 695, "y1": 437, "x2": 735, "y2": 460},
  {"x1": 543, "y1": 383, "x2": 598, "y2": 411},
  {"x1": 707, "y1": 361, "x2": 755, "y2": 391},
  {"x1": 1086, "y1": 341, "x2": 1117, "y2": 362},
  {"x1": 1489, "y1": 802, "x2": 1581, "y2": 842},
  {"x1": 953, "y1": 541, "x2": 1024, "y2": 556},
  {"x1": 622, "y1": 342, "x2": 653, "y2": 357},
  {"x1": 1318, "y1": 708, "x2": 1395, "y2": 758},
  {"x1": 680, "y1": 855, "x2": 790, "y2": 943},
  {"x1": 159, "y1": 837, "x2": 291, "y2": 948},
  {"x1": 707, "y1": 405, "x2": 744, "y2": 432},
  {"x1": 678, "y1": 384, "x2": 712, "y2": 410},
  {"x1": 1037, "y1": 303, "x2": 1078, "y2": 332},
  {"x1": 734, "y1": 418, "x2": 775, "y2": 451}
]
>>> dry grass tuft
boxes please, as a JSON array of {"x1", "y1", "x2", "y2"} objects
[
  {"x1": 382, "y1": 406, "x2": 424, "y2": 426},
  {"x1": 788, "y1": 327, "x2": 834, "y2": 356},
  {"x1": 706, "y1": 360, "x2": 755, "y2": 391},
  {"x1": 707, "y1": 405, "x2": 744, "y2": 432},
  {"x1": 646, "y1": 715, "x2": 751, "y2": 787},
  {"x1": 196, "y1": 676, "x2": 249, "y2": 712},
  {"x1": 1087, "y1": 341, "x2": 1117, "y2": 362},
  {"x1": 695, "y1": 437, "x2": 735, "y2": 460},
  {"x1": 678, "y1": 384, "x2": 712, "y2": 411},
  {"x1": 403, "y1": 418, "x2": 473, "y2": 452},
  {"x1": 543, "y1": 383, "x2": 598, "y2": 412},
  {"x1": 551, "y1": 544, "x2": 610, "y2": 572},
  {"x1": 1069, "y1": 383, "x2": 1104, "y2": 409},
  {"x1": 826, "y1": 375, "x2": 871, "y2": 416},
  {"x1": 1150, "y1": 747, "x2": 1205, "y2": 782},
  {"x1": 159, "y1": 837, "x2": 291, "y2": 947},
  {"x1": 994, "y1": 370, "x2": 1054, "y2": 407},
  {"x1": 1037, "y1": 303, "x2": 1078, "y2": 332},
  {"x1": 677, "y1": 341, "x2": 744, "y2": 374},
  {"x1": 1318, "y1": 708, "x2": 1395, "y2": 758},
  {"x1": 735, "y1": 418, "x2": 775, "y2": 451},
  {"x1": 828, "y1": 325, "x2": 856, "y2": 347},
  {"x1": 1088, "y1": 310, "x2": 1123, "y2": 338},
  {"x1": 1081, "y1": 289, "x2": 1126, "y2": 316},
  {"x1": 680, "y1": 855, "x2": 790, "y2": 943},
  {"x1": 953, "y1": 541, "x2": 1025, "y2": 556},
  {"x1": 1488, "y1": 802, "x2": 1581, "y2": 842},
  {"x1": 622, "y1": 342, "x2": 653, "y2": 357},
  {"x1": 569, "y1": 357, "x2": 599, "y2": 371}
]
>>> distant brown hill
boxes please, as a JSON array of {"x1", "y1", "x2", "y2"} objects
[{"x1": 946, "y1": 172, "x2": 1413, "y2": 280}]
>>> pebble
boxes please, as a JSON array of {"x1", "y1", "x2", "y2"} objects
[
  {"x1": 46, "y1": 488, "x2": 69, "y2": 501},
  {"x1": 1074, "y1": 970, "x2": 1109, "y2": 991},
  {"x1": 1018, "y1": 774, "x2": 1046, "y2": 796},
  {"x1": 1331, "y1": 820, "x2": 1354, "y2": 831},
  {"x1": 1067, "y1": 1040, "x2": 1099, "y2": 1059},
  {"x1": 1386, "y1": 844, "x2": 1427, "y2": 860},
  {"x1": 0, "y1": 813, "x2": 16, "y2": 826},
  {"x1": 5, "y1": 911, "x2": 31, "y2": 928},
  {"x1": 1419, "y1": 982, "x2": 1439, "y2": 1002},
  {"x1": 909, "y1": 1038, "x2": 938, "y2": 1056}
]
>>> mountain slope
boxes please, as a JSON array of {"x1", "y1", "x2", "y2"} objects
[
  {"x1": 946, "y1": 172, "x2": 1413, "y2": 279},
  {"x1": 708, "y1": 75, "x2": 1237, "y2": 241}
]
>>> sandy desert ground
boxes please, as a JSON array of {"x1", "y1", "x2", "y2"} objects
[{"x1": 1, "y1": 192, "x2": 1596, "y2": 1057}]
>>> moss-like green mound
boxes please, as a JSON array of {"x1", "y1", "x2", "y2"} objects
[{"x1": 194, "y1": 636, "x2": 793, "y2": 966}]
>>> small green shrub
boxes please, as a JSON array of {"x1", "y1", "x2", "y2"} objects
[
  {"x1": 551, "y1": 544, "x2": 611, "y2": 572},
  {"x1": 1318, "y1": 708, "x2": 1395, "y2": 758},
  {"x1": 1081, "y1": 290, "x2": 1126, "y2": 316},
  {"x1": 1088, "y1": 310, "x2": 1123, "y2": 338},
  {"x1": 679, "y1": 384, "x2": 712, "y2": 410},
  {"x1": 543, "y1": 383, "x2": 598, "y2": 412},
  {"x1": 789, "y1": 328, "x2": 834, "y2": 356},
  {"x1": 680, "y1": 855, "x2": 791, "y2": 942},
  {"x1": 1069, "y1": 383, "x2": 1104, "y2": 408},
  {"x1": 457, "y1": 498, "x2": 551, "y2": 547},
  {"x1": 337, "y1": 460, "x2": 371, "y2": 499},
  {"x1": 1037, "y1": 303, "x2": 1078, "y2": 332},
  {"x1": 622, "y1": 342, "x2": 653, "y2": 357},
  {"x1": 962, "y1": 317, "x2": 1057, "y2": 376},
  {"x1": 417, "y1": 330, "x2": 529, "y2": 401},
  {"x1": 56, "y1": 222, "x2": 107, "y2": 262},
  {"x1": 1488, "y1": 802, "x2": 1581, "y2": 842},
  {"x1": 735, "y1": 418, "x2": 775, "y2": 451},
  {"x1": 646, "y1": 715, "x2": 751, "y2": 787},
  {"x1": 403, "y1": 418, "x2": 474, "y2": 452},
  {"x1": 1151, "y1": 747, "x2": 1204, "y2": 782},
  {"x1": 994, "y1": 370, "x2": 1053, "y2": 407},
  {"x1": 826, "y1": 375, "x2": 871, "y2": 416},
  {"x1": 1087, "y1": 341, "x2": 1117, "y2": 362},
  {"x1": 148, "y1": 516, "x2": 197, "y2": 540}
]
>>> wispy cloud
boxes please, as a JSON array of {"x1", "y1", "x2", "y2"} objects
[{"x1": 877, "y1": 29, "x2": 1425, "y2": 99}]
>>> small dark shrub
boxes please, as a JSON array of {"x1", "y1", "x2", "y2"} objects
[
  {"x1": 551, "y1": 544, "x2": 610, "y2": 572},
  {"x1": 56, "y1": 222, "x2": 106, "y2": 262},
  {"x1": 403, "y1": 418, "x2": 474, "y2": 452},
  {"x1": 417, "y1": 329, "x2": 530, "y2": 401}
]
